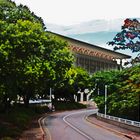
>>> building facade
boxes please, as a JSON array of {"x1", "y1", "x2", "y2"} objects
[
  {"x1": 49, "y1": 32, "x2": 131, "y2": 102},
  {"x1": 50, "y1": 32, "x2": 131, "y2": 73}
]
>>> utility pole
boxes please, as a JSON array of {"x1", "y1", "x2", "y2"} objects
[
  {"x1": 50, "y1": 88, "x2": 52, "y2": 102},
  {"x1": 105, "y1": 85, "x2": 107, "y2": 116},
  {"x1": 98, "y1": 88, "x2": 99, "y2": 95}
]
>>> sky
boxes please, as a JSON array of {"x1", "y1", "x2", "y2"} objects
[
  {"x1": 11, "y1": 0, "x2": 139, "y2": 59},
  {"x1": 12, "y1": 0, "x2": 140, "y2": 26}
]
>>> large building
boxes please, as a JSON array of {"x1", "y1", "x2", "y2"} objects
[
  {"x1": 49, "y1": 32, "x2": 131, "y2": 102},
  {"x1": 50, "y1": 32, "x2": 131, "y2": 73}
]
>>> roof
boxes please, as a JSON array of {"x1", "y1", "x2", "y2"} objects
[{"x1": 47, "y1": 31, "x2": 131, "y2": 59}]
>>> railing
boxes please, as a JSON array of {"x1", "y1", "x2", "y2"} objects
[{"x1": 97, "y1": 112, "x2": 140, "y2": 128}]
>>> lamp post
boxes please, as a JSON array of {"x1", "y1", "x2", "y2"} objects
[
  {"x1": 105, "y1": 85, "x2": 107, "y2": 116},
  {"x1": 50, "y1": 87, "x2": 52, "y2": 102},
  {"x1": 48, "y1": 88, "x2": 52, "y2": 110},
  {"x1": 49, "y1": 88, "x2": 55, "y2": 111},
  {"x1": 98, "y1": 88, "x2": 100, "y2": 95}
]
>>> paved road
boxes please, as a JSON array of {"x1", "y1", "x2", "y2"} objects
[{"x1": 42, "y1": 109, "x2": 129, "y2": 140}]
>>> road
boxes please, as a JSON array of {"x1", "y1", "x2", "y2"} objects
[{"x1": 41, "y1": 109, "x2": 129, "y2": 140}]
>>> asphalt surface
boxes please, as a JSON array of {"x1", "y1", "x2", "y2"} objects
[{"x1": 42, "y1": 109, "x2": 130, "y2": 140}]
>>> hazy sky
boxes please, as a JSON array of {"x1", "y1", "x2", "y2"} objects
[{"x1": 12, "y1": 0, "x2": 139, "y2": 26}]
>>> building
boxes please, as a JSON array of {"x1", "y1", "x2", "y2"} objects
[
  {"x1": 49, "y1": 32, "x2": 131, "y2": 73},
  {"x1": 49, "y1": 32, "x2": 131, "y2": 102}
]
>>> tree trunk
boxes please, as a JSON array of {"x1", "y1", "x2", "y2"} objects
[
  {"x1": 2, "y1": 95, "x2": 11, "y2": 112},
  {"x1": 23, "y1": 95, "x2": 29, "y2": 107}
]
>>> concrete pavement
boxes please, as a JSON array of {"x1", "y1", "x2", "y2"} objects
[{"x1": 86, "y1": 114, "x2": 140, "y2": 140}]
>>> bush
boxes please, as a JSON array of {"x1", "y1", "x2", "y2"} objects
[
  {"x1": 53, "y1": 101, "x2": 86, "y2": 111},
  {"x1": 0, "y1": 104, "x2": 49, "y2": 139}
]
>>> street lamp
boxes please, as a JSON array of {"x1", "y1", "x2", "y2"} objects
[
  {"x1": 98, "y1": 88, "x2": 100, "y2": 95},
  {"x1": 48, "y1": 88, "x2": 52, "y2": 110},
  {"x1": 94, "y1": 81, "x2": 108, "y2": 115},
  {"x1": 105, "y1": 85, "x2": 107, "y2": 116}
]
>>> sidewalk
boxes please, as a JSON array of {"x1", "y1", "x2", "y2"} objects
[
  {"x1": 86, "y1": 114, "x2": 140, "y2": 140},
  {"x1": 19, "y1": 116, "x2": 45, "y2": 140}
]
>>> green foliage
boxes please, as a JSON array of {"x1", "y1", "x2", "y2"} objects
[
  {"x1": 53, "y1": 101, "x2": 86, "y2": 111},
  {"x1": 74, "y1": 67, "x2": 91, "y2": 90},
  {"x1": 92, "y1": 65, "x2": 140, "y2": 121},
  {"x1": 91, "y1": 70, "x2": 120, "y2": 95},
  {"x1": 53, "y1": 67, "x2": 90, "y2": 101},
  {"x1": 93, "y1": 96, "x2": 105, "y2": 113},
  {"x1": 0, "y1": 105, "x2": 49, "y2": 139},
  {"x1": 0, "y1": 0, "x2": 88, "y2": 138},
  {"x1": 0, "y1": 0, "x2": 45, "y2": 28},
  {"x1": 0, "y1": 19, "x2": 47, "y2": 107},
  {"x1": 0, "y1": 0, "x2": 74, "y2": 108}
]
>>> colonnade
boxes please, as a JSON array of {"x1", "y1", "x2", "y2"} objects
[
  {"x1": 74, "y1": 90, "x2": 92, "y2": 102},
  {"x1": 75, "y1": 55, "x2": 119, "y2": 73}
]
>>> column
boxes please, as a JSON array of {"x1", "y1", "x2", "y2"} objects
[
  {"x1": 120, "y1": 59, "x2": 123, "y2": 70},
  {"x1": 74, "y1": 95, "x2": 77, "y2": 102},
  {"x1": 87, "y1": 93, "x2": 91, "y2": 101},
  {"x1": 80, "y1": 92, "x2": 84, "y2": 102}
]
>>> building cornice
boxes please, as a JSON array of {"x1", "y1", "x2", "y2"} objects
[{"x1": 47, "y1": 31, "x2": 131, "y2": 60}]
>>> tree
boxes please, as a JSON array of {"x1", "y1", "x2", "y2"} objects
[
  {"x1": 91, "y1": 66, "x2": 140, "y2": 121},
  {"x1": 108, "y1": 65, "x2": 140, "y2": 121},
  {"x1": 91, "y1": 70, "x2": 120, "y2": 95},
  {"x1": 0, "y1": 0, "x2": 74, "y2": 107},
  {"x1": 0, "y1": 0, "x2": 45, "y2": 28},
  {"x1": 0, "y1": 19, "x2": 74, "y2": 107},
  {"x1": 36, "y1": 34, "x2": 74, "y2": 101},
  {"x1": 0, "y1": 19, "x2": 48, "y2": 107},
  {"x1": 52, "y1": 67, "x2": 90, "y2": 101},
  {"x1": 91, "y1": 70, "x2": 121, "y2": 113},
  {"x1": 108, "y1": 18, "x2": 140, "y2": 65},
  {"x1": 73, "y1": 67, "x2": 91, "y2": 92}
]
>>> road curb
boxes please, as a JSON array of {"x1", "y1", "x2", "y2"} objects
[
  {"x1": 38, "y1": 113, "x2": 48, "y2": 140},
  {"x1": 85, "y1": 115, "x2": 135, "y2": 140}
]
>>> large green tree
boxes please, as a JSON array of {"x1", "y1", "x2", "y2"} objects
[
  {"x1": 0, "y1": 19, "x2": 48, "y2": 107},
  {"x1": 108, "y1": 65, "x2": 140, "y2": 121},
  {"x1": 91, "y1": 70, "x2": 120, "y2": 113},
  {"x1": 92, "y1": 66, "x2": 140, "y2": 121},
  {"x1": 0, "y1": 0, "x2": 45, "y2": 28},
  {"x1": 54, "y1": 67, "x2": 90, "y2": 101},
  {"x1": 0, "y1": 0, "x2": 74, "y2": 108}
]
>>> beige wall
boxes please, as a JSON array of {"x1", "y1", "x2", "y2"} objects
[{"x1": 68, "y1": 40, "x2": 120, "y2": 73}]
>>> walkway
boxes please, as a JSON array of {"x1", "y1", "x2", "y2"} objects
[{"x1": 87, "y1": 114, "x2": 140, "y2": 140}]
